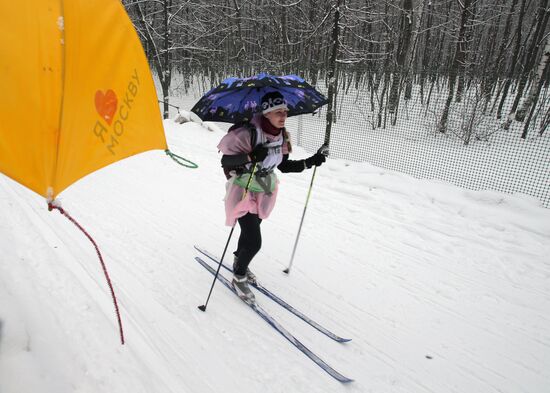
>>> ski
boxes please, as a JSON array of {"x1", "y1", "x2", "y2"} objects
[
  {"x1": 194, "y1": 245, "x2": 351, "y2": 343},
  {"x1": 195, "y1": 256, "x2": 353, "y2": 383}
]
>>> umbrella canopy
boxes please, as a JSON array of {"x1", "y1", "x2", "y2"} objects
[
  {"x1": 191, "y1": 73, "x2": 328, "y2": 123},
  {"x1": 0, "y1": 0, "x2": 167, "y2": 200}
]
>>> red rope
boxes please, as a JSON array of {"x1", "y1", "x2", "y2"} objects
[{"x1": 48, "y1": 202, "x2": 125, "y2": 345}]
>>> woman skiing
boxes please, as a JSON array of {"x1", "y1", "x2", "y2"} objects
[{"x1": 217, "y1": 91, "x2": 327, "y2": 302}]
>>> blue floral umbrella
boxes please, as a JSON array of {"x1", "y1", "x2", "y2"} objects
[{"x1": 191, "y1": 73, "x2": 328, "y2": 123}]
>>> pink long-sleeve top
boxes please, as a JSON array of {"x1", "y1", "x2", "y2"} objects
[{"x1": 217, "y1": 115, "x2": 289, "y2": 226}]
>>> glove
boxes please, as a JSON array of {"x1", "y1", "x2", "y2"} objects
[
  {"x1": 305, "y1": 144, "x2": 329, "y2": 168},
  {"x1": 317, "y1": 144, "x2": 330, "y2": 156},
  {"x1": 249, "y1": 144, "x2": 268, "y2": 163},
  {"x1": 305, "y1": 153, "x2": 326, "y2": 168}
]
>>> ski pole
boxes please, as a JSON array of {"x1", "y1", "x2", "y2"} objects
[
  {"x1": 284, "y1": 145, "x2": 329, "y2": 274},
  {"x1": 199, "y1": 163, "x2": 258, "y2": 312}
]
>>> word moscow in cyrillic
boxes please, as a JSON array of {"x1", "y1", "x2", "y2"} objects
[{"x1": 93, "y1": 68, "x2": 140, "y2": 155}]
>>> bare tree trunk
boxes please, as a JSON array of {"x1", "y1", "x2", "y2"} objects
[
  {"x1": 161, "y1": 0, "x2": 171, "y2": 119},
  {"x1": 232, "y1": 0, "x2": 246, "y2": 73},
  {"x1": 404, "y1": 0, "x2": 427, "y2": 100},
  {"x1": 388, "y1": 0, "x2": 413, "y2": 116},
  {"x1": 481, "y1": 0, "x2": 507, "y2": 113},
  {"x1": 493, "y1": 0, "x2": 518, "y2": 85},
  {"x1": 520, "y1": 35, "x2": 550, "y2": 138},
  {"x1": 504, "y1": 0, "x2": 549, "y2": 127},
  {"x1": 439, "y1": 0, "x2": 472, "y2": 133},
  {"x1": 497, "y1": 0, "x2": 527, "y2": 119},
  {"x1": 133, "y1": 1, "x2": 171, "y2": 118},
  {"x1": 377, "y1": 2, "x2": 393, "y2": 128},
  {"x1": 419, "y1": 0, "x2": 434, "y2": 104},
  {"x1": 324, "y1": 0, "x2": 342, "y2": 146},
  {"x1": 455, "y1": 0, "x2": 475, "y2": 103},
  {"x1": 540, "y1": 104, "x2": 550, "y2": 136}
]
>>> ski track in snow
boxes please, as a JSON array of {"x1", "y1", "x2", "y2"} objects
[{"x1": 1, "y1": 119, "x2": 549, "y2": 393}]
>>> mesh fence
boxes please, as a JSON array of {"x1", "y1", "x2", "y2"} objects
[
  {"x1": 132, "y1": 0, "x2": 550, "y2": 208},
  {"x1": 284, "y1": 75, "x2": 550, "y2": 208},
  {"x1": 167, "y1": 70, "x2": 550, "y2": 208}
]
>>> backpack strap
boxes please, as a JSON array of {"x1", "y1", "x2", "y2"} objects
[
  {"x1": 246, "y1": 123, "x2": 257, "y2": 148},
  {"x1": 229, "y1": 122, "x2": 257, "y2": 148}
]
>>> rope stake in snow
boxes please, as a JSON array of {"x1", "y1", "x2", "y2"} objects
[
  {"x1": 155, "y1": 102, "x2": 199, "y2": 169},
  {"x1": 165, "y1": 149, "x2": 198, "y2": 168},
  {"x1": 48, "y1": 201, "x2": 125, "y2": 345},
  {"x1": 158, "y1": 100, "x2": 182, "y2": 111}
]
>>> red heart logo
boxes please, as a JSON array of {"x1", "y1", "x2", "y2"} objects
[{"x1": 95, "y1": 89, "x2": 118, "y2": 125}]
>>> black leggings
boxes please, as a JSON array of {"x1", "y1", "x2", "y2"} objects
[{"x1": 234, "y1": 213, "x2": 262, "y2": 275}]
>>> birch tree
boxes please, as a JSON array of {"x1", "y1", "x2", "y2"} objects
[
  {"x1": 496, "y1": 0, "x2": 527, "y2": 119},
  {"x1": 520, "y1": 34, "x2": 550, "y2": 138},
  {"x1": 504, "y1": 0, "x2": 550, "y2": 128}
]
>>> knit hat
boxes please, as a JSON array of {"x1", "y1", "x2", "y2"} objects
[{"x1": 261, "y1": 92, "x2": 288, "y2": 114}]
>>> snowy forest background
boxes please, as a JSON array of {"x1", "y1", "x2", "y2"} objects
[{"x1": 122, "y1": 0, "x2": 550, "y2": 207}]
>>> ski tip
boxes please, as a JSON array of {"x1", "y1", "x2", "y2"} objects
[{"x1": 198, "y1": 305, "x2": 207, "y2": 312}]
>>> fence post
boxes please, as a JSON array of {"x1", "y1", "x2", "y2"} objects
[{"x1": 324, "y1": 0, "x2": 342, "y2": 147}]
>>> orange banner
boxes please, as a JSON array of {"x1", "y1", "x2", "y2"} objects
[{"x1": 0, "y1": 0, "x2": 167, "y2": 199}]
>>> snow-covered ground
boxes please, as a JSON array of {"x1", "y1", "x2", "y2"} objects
[{"x1": 1, "y1": 117, "x2": 549, "y2": 392}]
